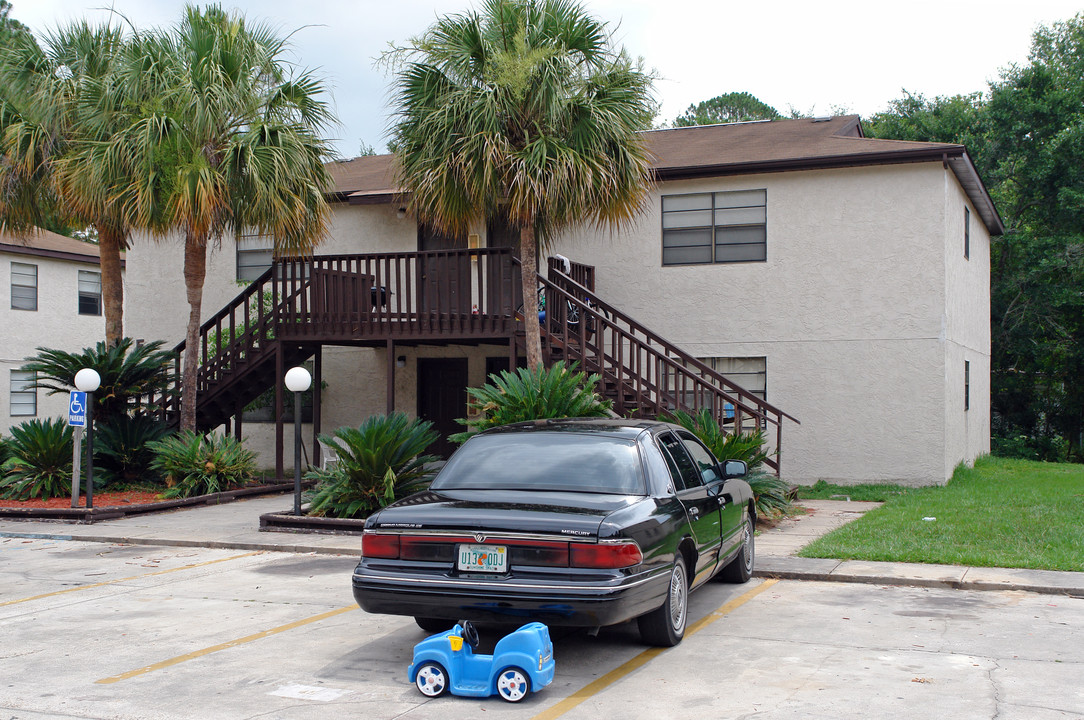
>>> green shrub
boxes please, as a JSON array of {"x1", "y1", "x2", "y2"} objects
[
  {"x1": 661, "y1": 408, "x2": 790, "y2": 518},
  {"x1": 148, "y1": 431, "x2": 257, "y2": 498},
  {"x1": 94, "y1": 414, "x2": 173, "y2": 488},
  {"x1": 0, "y1": 418, "x2": 75, "y2": 500},
  {"x1": 0, "y1": 435, "x2": 9, "y2": 467},
  {"x1": 305, "y1": 413, "x2": 439, "y2": 518},
  {"x1": 451, "y1": 361, "x2": 612, "y2": 443},
  {"x1": 21, "y1": 338, "x2": 175, "y2": 426}
]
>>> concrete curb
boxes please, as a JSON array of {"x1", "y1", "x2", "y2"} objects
[{"x1": 756, "y1": 556, "x2": 1084, "y2": 597}]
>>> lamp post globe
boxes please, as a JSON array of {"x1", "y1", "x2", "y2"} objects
[
  {"x1": 285, "y1": 366, "x2": 312, "y2": 393},
  {"x1": 74, "y1": 368, "x2": 101, "y2": 393}
]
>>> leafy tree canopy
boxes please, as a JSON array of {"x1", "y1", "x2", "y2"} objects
[{"x1": 672, "y1": 91, "x2": 779, "y2": 127}]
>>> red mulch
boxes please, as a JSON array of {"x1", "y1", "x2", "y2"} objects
[{"x1": 0, "y1": 490, "x2": 163, "y2": 509}]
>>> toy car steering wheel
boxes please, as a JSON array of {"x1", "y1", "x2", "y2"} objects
[{"x1": 458, "y1": 620, "x2": 480, "y2": 650}]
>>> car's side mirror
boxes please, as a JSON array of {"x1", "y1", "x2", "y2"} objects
[{"x1": 721, "y1": 459, "x2": 748, "y2": 479}]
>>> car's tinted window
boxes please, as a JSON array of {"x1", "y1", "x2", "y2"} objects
[
  {"x1": 657, "y1": 432, "x2": 702, "y2": 490},
  {"x1": 431, "y1": 432, "x2": 646, "y2": 494},
  {"x1": 677, "y1": 430, "x2": 721, "y2": 485}
]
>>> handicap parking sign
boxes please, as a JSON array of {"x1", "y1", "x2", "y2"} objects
[{"x1": 69, "y1": 391, "x2": 87, "y2": 427}]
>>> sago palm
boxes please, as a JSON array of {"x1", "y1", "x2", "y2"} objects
[
  {"x1": 387, "y1": 0, "x2": 656, "y2": 369},
  {"x1": 98, "y1": 5, "x2": 336, "y2": 431}
]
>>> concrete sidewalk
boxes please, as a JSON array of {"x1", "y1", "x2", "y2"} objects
[{"x1": 1, "y1": 493, "x2": 1082, "y2": 597}]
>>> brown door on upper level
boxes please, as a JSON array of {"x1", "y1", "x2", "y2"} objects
[
  {"x1": 418, "y1": 225, "x2": 470, "y2": 314},
  {"x1": 417, "y1": 357, "x2": 469, "y2": 459}
]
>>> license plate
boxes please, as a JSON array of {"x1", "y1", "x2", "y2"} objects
[{"x1": 457, "y1": 544, "x2": 507, "y2": 573}]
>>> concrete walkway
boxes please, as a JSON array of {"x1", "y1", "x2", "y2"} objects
[{"x1": 1, "y1": 493, "x2": 1081, "y2": 597}]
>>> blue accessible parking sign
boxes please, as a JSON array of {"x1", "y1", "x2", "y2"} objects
[{"x1": 69, "y1": 391, "x2": 87, "y2": 427}]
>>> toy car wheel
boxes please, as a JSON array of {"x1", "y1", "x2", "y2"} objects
[
  {"x1": 495, "y1": 667, "x2": 531, "y2": 703},
  {"x1": 414, "y1": 661, "x2": 449, "y2": 698}
]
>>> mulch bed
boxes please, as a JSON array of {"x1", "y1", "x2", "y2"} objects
[
  {"x1": 0, "y1": 482, "x2": 296, "y2": 523},
  {"x1": 0, "y1": 491, "x2": 162, "y2": 509}
]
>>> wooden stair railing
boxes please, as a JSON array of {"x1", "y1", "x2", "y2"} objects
[{"x1": 524, "y1": 262, "x2": 798, "y2": 476}]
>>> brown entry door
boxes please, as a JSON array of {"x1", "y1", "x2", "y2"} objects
[{"x1": 417, "y1": 358, "x2": 469, "y2": 459}]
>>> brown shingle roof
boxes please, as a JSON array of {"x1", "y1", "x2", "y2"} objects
[
  {"x1": 0, "y1": 228, "x2": 118, "y2": 265},
  {"x1": 327, "y1": 115, "x2": 1003, "y2": 234}
]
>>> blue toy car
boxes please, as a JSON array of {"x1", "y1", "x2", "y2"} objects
[{"x1": 409, "y1": 621, "x2": 555, "y2": 703}]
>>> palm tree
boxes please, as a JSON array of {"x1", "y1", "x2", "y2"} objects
[
  {"x1": 101, "y1": 5, "x2": 334, "y2": 431},
  {"x1": 0, "y1": 22, "x2": 131, "y2": 345},
  {"x1": 387, "y1": 0, "x2": 656, "y2": 369}
]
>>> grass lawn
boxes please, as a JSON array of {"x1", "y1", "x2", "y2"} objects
[{"x1": 798, "y1": 456, "x2": 1084, "y2": 571}]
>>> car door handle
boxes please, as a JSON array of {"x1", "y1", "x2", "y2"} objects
[
  {"x1": 689, "y1": 507, "x2": 699, "y2": 518},
  {"x1": 717, "y1": 497, "x2": 727, "y2": 508}
]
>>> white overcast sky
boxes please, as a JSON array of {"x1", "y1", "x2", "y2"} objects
[{"x1": 11, "y1": 0, "x2": 1083, "y2": 158}]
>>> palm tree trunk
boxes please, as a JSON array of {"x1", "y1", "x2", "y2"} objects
[
  {"x1": 519, "y1": 225, "x2": 543, "y2": 370},
  {"x1": 96, "y1": 223, "x2": 126, "y2": 347},
  {"x1": 180, "y1": 234, "x2": 207, "y2": 432}
]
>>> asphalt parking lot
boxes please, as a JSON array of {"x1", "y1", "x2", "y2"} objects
[{"x1": 2, "y1": 537, "x2": 1082, "y2": 719}]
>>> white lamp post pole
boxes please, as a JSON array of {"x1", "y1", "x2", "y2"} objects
[
  {"x1": 284, "y1": 366, "x2": 312, "y2": 516},
  {"x1": 74, "y1": 368, "x2": 101, "y2": 509}
]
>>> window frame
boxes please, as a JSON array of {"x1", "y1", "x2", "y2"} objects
[
  {"x1": 11, "y1": 261, "x2": 37, "y2": 311},
  {"x1": 10, "y1": 369, "x2": 36, "y2": 417},
  {"x1": 236, "y1": 233, "x2": 275, "y2": 282},
  {"x1": 964, "y1": 206, "x2": 971, "y2": 260},
  {"x1": 661, "y1": 189, "x2": 767, "y2": 266},
  {"x1": 964, "y1": 360, "x2": 970, "y2": 412},
  {"x1": 78, "y1": 269, "x2": 102, "y2": 316}
]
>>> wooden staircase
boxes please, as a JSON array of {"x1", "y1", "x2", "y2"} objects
[
  {"x1": 148, "y1": 250, "x2": 797, "y2": 476},
  {"x1": 524, "y1": 260, "x2": 798, "y2": 476}
]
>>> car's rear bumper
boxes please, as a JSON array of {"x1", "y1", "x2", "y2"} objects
[{"x1": 353, "y1": 562, "x2": 670, "y2": 627}]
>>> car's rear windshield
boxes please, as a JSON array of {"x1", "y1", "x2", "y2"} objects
[{"x1": 431, "y1": 432, "x2": 646, "y2": 494}]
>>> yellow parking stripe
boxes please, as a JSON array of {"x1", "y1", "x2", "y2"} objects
[
  {"x1": 531, "y1": 579, "x2": 779, "y2": 720},
  {"x1": 96, "y1": 605, "x2": 359, "y2": 684},
  {"x1": 0, "y1": 551, "x2": 263, "y2": 608}
]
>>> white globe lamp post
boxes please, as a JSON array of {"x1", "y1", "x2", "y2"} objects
[
  {"x1": 74, "y1": 368, "x2": 101, "y2": 509},
  {"x1": 285, "y1": 366, "x2": 312, "y2": 515}
]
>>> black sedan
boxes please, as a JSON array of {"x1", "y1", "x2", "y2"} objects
[{"x1": 351, "y1": 418, "x2": 756, "y2": 647}]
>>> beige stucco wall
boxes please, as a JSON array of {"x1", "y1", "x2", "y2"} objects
[
  {"x1": 942, "y1": 175, "x2": 992, "y2": 480},
  {"x1": 1, "y1": 252, "x2": 109, "y2": 435},
  {"x1": 551, "y1": 162, "x2": 986, "y2": 485}
]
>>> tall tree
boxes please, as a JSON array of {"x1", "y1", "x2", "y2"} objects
[
  {"x1": 672, "y1": 91, "x2": 779, "y2": 127},
  {"x1": 99, "y1": 5, "x2": 334, "y2": 431},
  {"x1": 0, "y1": 22, "x2": 131, "y2": 345},
  {"x1": 387, "y1": 0, "x2": 656, "y2": 369}
]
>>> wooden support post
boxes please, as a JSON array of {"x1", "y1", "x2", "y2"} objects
[
  {"x1": 275, "y1": 342, "x2": 284, "y2": 479},
  {"x1": 313, "y1": 346, "x2": 323, "y2": 467},
  {"x1": 386, "y1": 340, "x2": 396, "y2": 414}
]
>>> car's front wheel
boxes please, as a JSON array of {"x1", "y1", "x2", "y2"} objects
[
  {"x1": 414, "y1": 661, "x2": 449, "y2": 697},
  {"x1": 719, "y1": 513, "x2": 755, "y2": 583},
  {"x1": 637, "y1": 558, "x2": 688, "y2": 647}
]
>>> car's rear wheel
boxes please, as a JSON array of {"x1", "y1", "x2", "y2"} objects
[
  {"x1": 719, "y1": 514, "x2": 755, "y2": 583},
  {"x1": 415, "y1": 617, "x2": 453, "y2": 634},
  {"x1": 414, "y1": 661, "x2": 449, "y2": 697},
  {"x1": 495, "y1": 667, "x2": 531, "y2": 702},
  {"x1": 637, "y1": 558, "x2": 688, "y2": 647}
]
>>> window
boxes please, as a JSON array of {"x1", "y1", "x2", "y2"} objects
[
  {"x1": 662, "y1": 189, "x2": 766, "y2": 265},
  {"x1": 11, "y1": 262, "x2": 37, "y2": 310},
  {"x1": 237, "y1": 234, "x2": 274, "y2": 282},
  {"x1": 78, "y1": 270, "x2": 102, "y2": 315},
  {"x1": 964, "y1": 207, "x2": 971, "y2": 260},
  {"x1": 10, "y1": 370, "x2": 36, "y2": 416},
  {"x1": 677, "y1": 430, "x2": 721, "y2": 485},
  {"x1": 964, "y1": 360, "x2": 970, "y2": 411},
  {"x1": 658, "y1": 432, "x2": 702, "y2": 490}
]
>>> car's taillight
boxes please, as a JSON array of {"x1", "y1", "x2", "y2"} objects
[
  {"x1": 362, "y1": 533, "x2": 400, "y2": 559},
  {"x1": 570, "y1": 541, "x2": 643, "y2": 569}
]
